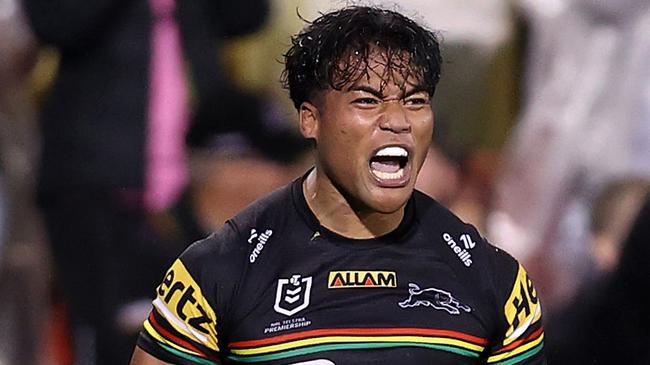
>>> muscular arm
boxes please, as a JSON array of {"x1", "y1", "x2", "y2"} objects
[
  {"x1": 131, "y1": 226, "x2": 244, "y2": 364},
  {"x1": 130, "y1": 347, "x2": 172, "y2": 365}
]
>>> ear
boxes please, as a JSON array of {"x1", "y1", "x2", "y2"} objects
[{"x1": 299, "y1": 101, "x2": 320, "y2": 141}]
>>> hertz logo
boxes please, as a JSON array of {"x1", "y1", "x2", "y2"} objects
[
  {"x1": 153, "y1": 259, "x2": 219, "y2": 351},
  {"x1": 328, "y1": 271, "x2": 397, "y2": 288},
  {"x1": 503, "y1": 264, "x2": 541, "y2": 345}
]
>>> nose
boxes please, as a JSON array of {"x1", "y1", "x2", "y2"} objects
[{"x1": 378, "y1": 100, "x2": 411, "y2": 133}]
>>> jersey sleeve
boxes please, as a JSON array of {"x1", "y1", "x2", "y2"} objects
[
  {"x1": 137, "y1": 224, "x2": 244, "y2": 365},
  {"x1": 485, "y1": 250, "x2": 546, "y2": 364}
]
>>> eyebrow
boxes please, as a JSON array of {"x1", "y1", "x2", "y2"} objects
[
  {"x1": 347, "y1": 84, "x2": 429, "y2": 99},
  {"x1": 403, "y1": 87, "x2": 429, "y2": 98},
  {"x1": 348, "y1": 85, "x2": 383, "y2": 98}
]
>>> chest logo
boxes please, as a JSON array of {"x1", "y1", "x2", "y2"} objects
[
  {"x1": 398, "y1": 283, "x2": 471, "y2": 315},
  {"x1": 328, "y1": 271, "x2": 397, "y2": 288},
  {"x1": 274, "y1": 274, "x2": 313, "y2": 316},
  {"x1": 248, "y1": 228, "x2": 273, "y2": 263},
  {"x1": 443, "y1": 232, "x2": 474, "y2": 267}
]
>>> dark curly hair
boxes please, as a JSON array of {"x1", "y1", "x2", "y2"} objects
[{"x1": 282, "y1": 5, "x2": 442, "y2": 110}]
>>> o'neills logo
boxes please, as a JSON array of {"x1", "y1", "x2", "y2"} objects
[
  {"x1": 328, "y1": 271, "x2": 397, "y2": 288},
  {"x1": 443, "y1": 233, "x2": 473, "y2": 267},
  {"x1": 249, "y1": 228, "x2": 273, "y2": 263}
]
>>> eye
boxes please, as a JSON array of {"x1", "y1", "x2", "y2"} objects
[
  {"x1": 353, "y1": 97, "x2": 380, "y2": 105},
  {"x1": 403, "y1": 96, "x2": 430, "y2": 109}
]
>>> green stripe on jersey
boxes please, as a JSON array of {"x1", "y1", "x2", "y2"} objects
[
  {"x1": 227, "y1": 342, "x2": 479, "y2": 363},
  {"x1": 158, "y1": 342, "x2": 220, "y2": 365},
  {"x1": 490, "y1": 343, "x2": 544, "y2": 365}
]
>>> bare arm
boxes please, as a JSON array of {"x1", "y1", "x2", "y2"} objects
[{"x1": 130, "y1": 346, "x2": 173, "y2": 365}]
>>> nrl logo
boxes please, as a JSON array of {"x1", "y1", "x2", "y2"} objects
[
  {"x1": 274, "y1": 274, "x2": 312, "y2": 316},
  {"x1": 398, "y1": 283, "x2": 471, "y2": 315}
]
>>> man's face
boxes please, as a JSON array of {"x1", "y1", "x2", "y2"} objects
[{"x1": 301, "y1": 50, "x2": 434, "y2": 214}]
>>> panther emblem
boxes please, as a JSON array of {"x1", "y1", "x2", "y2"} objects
[{"x1": 398, "y1": 283, "x2": 471, "y2": 315}]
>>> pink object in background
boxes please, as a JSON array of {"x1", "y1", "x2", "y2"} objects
[{"x1": 144, "y1": 0, "x2": 189, "y2": 212}]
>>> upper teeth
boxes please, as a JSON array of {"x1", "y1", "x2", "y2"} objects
[{"x1": 375, "y1": 146, "x2": 408, "y2": 157}]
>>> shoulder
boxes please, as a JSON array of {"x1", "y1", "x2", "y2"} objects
[
  {"x1": 412, "y1": 190, "x2": 517, "y2": 271},
  {"x1": 181, "y1": 182, "x2": 295, "y2": 279},
  {"x1": 179, "y1": 222, "x2": 246, "y2": 280},
  {"x1": 140, "y1": 182, "x2": 301, "y2": 361},
  {"x1": 227, "y1": 182, "x2": 294, "y2": 234},
  {"x1": 412, "y1": 192, "x2": 544, "y2": 357},
  {"x1": 412, "y1": 190, "x2": 481, "y2": 237},
  {"x1": 411, "y1": 190, "x2": 530, "y2": 316}
]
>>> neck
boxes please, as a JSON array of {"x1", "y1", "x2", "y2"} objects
[{"x1": 302, "y1": 168, "x2": 405, "y2": 239}]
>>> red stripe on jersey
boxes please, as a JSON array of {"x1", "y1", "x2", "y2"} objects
[
  {"x1": 149, "y1": 312, "x2": 209, "y2": 358},
  {"x1": 228, "y1": 327, "x2": 487, "y2": 348},
  {"x1": 493, "y1": 326, "x2": 544, "y2": 354}
]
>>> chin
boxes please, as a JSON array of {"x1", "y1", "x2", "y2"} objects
[{"x1": 367, "y1": 188, "x2": 412, "y2": 214}]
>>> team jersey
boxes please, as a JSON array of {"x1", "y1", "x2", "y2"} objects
[{"x1": 137, "y1": 175, "x2": 546, "y2": 364}]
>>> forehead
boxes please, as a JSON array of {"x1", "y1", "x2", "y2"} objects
[{"x1": 335, "y1": 46, "x2": 426, "y2": 91}]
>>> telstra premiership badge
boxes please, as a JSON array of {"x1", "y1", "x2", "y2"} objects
[{"x1": 274, "y1": 274, "x2": 312, "y2": 316}]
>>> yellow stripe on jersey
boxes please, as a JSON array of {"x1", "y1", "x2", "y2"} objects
[
  {"x1": 503, "y1": 264, "x2": 542, "y2": 346},
  {"x1": 153, "y1": 259, "x2": 220, "y2": 351},
  {"x1": 230, "y1": 335, "x2": 485, "y2": 356}
]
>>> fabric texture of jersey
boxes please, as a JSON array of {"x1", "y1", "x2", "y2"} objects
[{"x1": 137, "y1": 175, "x2": 546, "y2": 364}]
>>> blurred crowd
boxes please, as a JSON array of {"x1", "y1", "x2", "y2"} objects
[{"x1": 0, "y1": 0, "x2": 649, "y2": 364}]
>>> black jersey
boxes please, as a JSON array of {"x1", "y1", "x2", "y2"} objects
[{"x1": 137, "y1": 176, "x2": 545, "y2": 364}]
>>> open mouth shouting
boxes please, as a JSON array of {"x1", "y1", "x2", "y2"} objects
[{"x1": 369, "y1": 145, "x2": 412, "y2": 187}]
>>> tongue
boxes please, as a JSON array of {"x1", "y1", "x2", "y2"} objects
[{"x1": 371, "y1": 160, "x2": 401, "y2": 173}]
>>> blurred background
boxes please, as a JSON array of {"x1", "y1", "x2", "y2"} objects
[{"x1": 1, "y1": 0, "x2": 649, "y2": 364}]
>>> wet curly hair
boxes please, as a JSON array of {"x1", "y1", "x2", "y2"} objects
[{"x1": 282, "y1": 5, "x2": 442, "y2": 110}]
